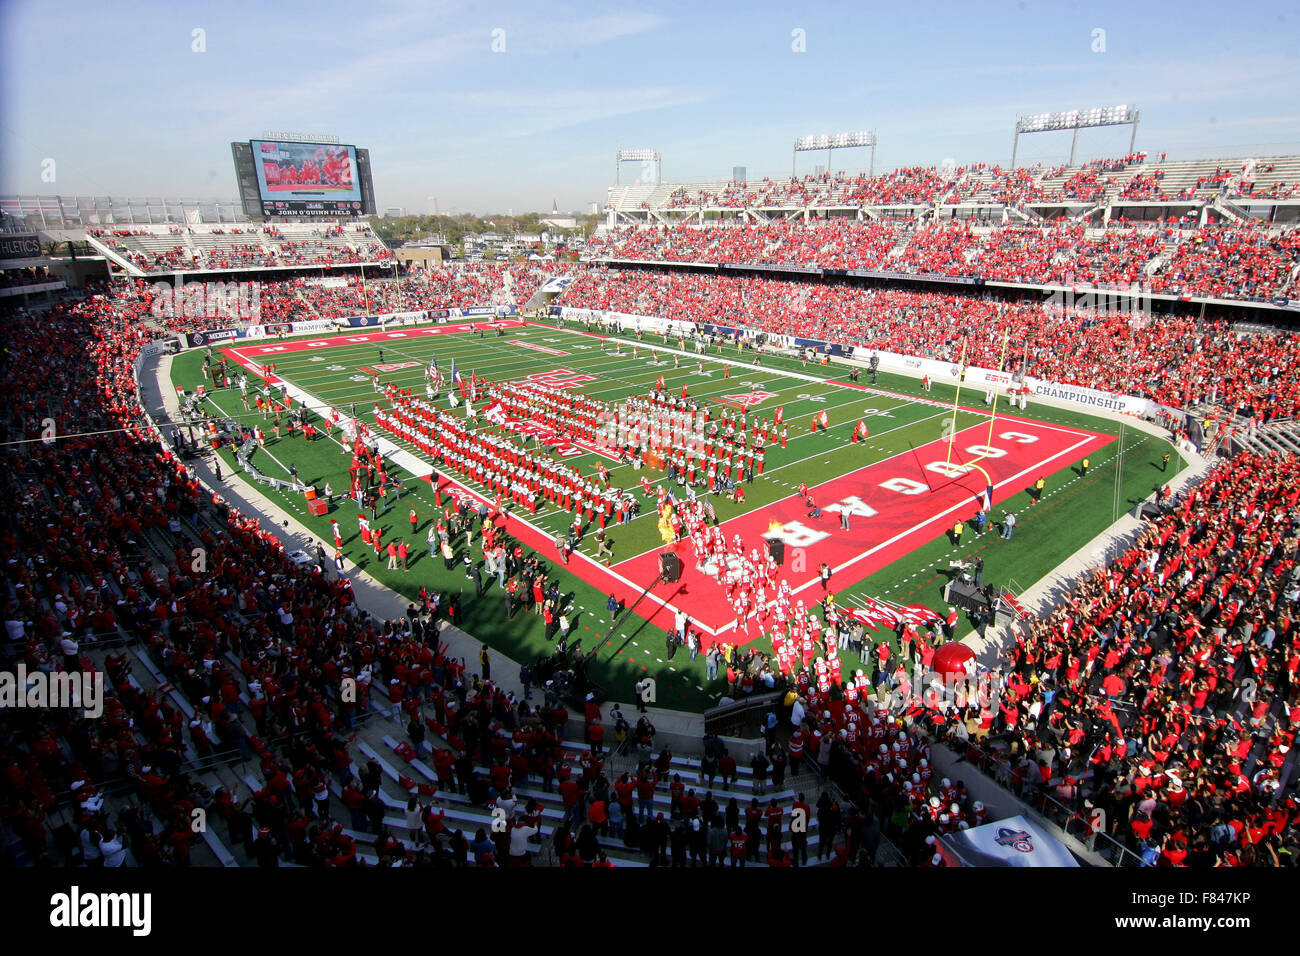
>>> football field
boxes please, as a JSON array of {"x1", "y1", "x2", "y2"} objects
[{"x1": 171, "y1": 318, "x2": 1181, "y2": 708}]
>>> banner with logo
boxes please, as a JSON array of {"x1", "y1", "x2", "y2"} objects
[
  {"x1": 185, "y1": 328, "x2": 241, "y2": 347},
  {"x1": 1024, "y1": 379, "x2": 1149, "y2": 415},
  {"x1": 938, "y1": 815, "x2": 1078, "y2": 867}
]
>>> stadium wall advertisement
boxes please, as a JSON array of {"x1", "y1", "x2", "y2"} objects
[{"x1": 554, "y1": 305, "x2": 1152, "y2": 417}]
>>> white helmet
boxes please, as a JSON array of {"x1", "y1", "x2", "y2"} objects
[
  {"x1": 929, "y1": 796, "x2": 941, "y2": 808},
  {"x1": 903, "y1": 781, "x2": 913, "y2": 791},
  {"x1": 941, "y1": 777, "x2": 951, "y2": 788},
  {"x1": 911, "y1": 772, "x2": 921, "y2": 784},
  {"x1": 925, "y1": 835, "x2": 936, "y2": 845},
  {"x1": 950, "y1": 803, "x2": 961, "y2": 814},
  {"x1": 919, "y1": 759, "x2": 929, "y2": 768},
  {"x1": 940, "y1": 814, "x2": 950, "y2": 824},
  {"x1": 958, "y1": 821, "x2": 970, "y2": 830},
  {"x1": 973, "y1": 801, "x2": 985, "y2": 812},
  {"x1": 848, "y1": 722, "x2": 857, "y2": 731}
]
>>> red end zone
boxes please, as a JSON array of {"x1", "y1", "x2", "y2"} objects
[{"x1": 611, "y1": 416, "x2": 1114, "y2": 636}]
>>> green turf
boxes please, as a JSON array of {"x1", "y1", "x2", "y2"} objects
[{"x1": 170, "y1": 321, "x2": 1183, "y2": 710}]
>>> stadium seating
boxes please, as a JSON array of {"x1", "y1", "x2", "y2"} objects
[
  {"x1": 972, "y1": 451, "x2": 1300, "y2": 866},
  {"x1": 585, "y1": 219, "x2": 1300, "y2": 302},
  {"x1": 629, "y1": 155, "x2": 1300, "y2": 212},
  {"x1": 86, "y1": 221, "x2": 392, "y2": 274},
  {"x1": 560, "y1": 266, "x2": 1300, "y2": 418},
  {"x1": 6, "y1": 189, "x2": 1300, "y2": 866}
]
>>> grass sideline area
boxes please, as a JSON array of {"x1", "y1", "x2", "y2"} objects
[{"x1": 168, "y1": 319, "x2": 1184, "y2": 711}]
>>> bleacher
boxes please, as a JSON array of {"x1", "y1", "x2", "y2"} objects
[
  {"x1": 84, "y1": 221, "x2": 392, "y2": 275},
  {"x1": 604, "y1": 154, "x2": 1300, "y2": 219}
]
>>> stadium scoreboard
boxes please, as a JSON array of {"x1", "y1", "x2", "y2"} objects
[{"x1": 231, "y1": 139, "x2": 377, "y2": 219}]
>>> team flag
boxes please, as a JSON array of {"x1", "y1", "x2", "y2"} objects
[
  {"x1": 878, "y1": 597, "x2": 943, "y2": 626},
  {"x1": 856, "y1": 419, "x2": 870, "y2": 439},
  {"x1": 774, "y1": 406, "x2": 784, "y2": 425},
  {"x1": 849, "y1": 596, "x2": 944, "y2": 629},
  {"x1": 843, "y1": 606, "x2": 892, "y2": 630},
  {"x1": 483, "y1": 401, "x2": 508, "y2": 426},
  {"x1": 817, "y1": 410, "x2": 830, "y2": 429},
  {"x1": 451, "y1": 359, "x2": 465, "y2": 394}
]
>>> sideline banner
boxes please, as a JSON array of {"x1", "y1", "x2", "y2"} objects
[{"x1": 185, "y1": 328, "x2": 240, "y2": 347}]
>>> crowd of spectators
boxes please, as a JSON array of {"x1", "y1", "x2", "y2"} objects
[
  {"x1": 87, "y1": 223, "x2": 391, "y2": 274},
  {"x1": 0, "y1": 281, "x2": 586, "y2": 867},
  {"x1": 957, "y1": 451, "x2": 1300, "y2": 865},
  {"x1": 585, "y1": 219, "x2": 1300, "y2": 301},
  {"x1": 6, "y1": 224, "x2": 1300, "y2": 867},
  {"x1": 562, "y1": 266, "x2": 1300, "y2": 415},
  {"x1": 141, "y1": 262, "x2": 552, "y2": 337},
  {"x1": 645, "y1": 153, "x2": 1300, "y2": 212}
]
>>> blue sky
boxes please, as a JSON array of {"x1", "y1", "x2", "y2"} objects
[{"x1": 2, "y1": 0, "x2": 1298, "y2": 214}]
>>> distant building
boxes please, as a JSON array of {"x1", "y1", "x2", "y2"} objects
[
  {"x1": 384, "y1": 206, "x2": 407, "y2": 218},
  {"x1": 587, "y1": 202, "x2": 599, "y2": 215},
  {"x1": 733, "y1": 166, "x2": 747, "y2": 183}
]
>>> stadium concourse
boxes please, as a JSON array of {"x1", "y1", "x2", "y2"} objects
[{"x1": 3, "y1": 190, "x2": 1300, "y2": 866}]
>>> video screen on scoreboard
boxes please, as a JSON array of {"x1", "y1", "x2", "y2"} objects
[{"x1": 249, "y1": 140, "x2": 364, "y2": 216}]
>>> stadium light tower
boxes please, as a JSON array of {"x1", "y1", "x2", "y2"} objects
[
  {"x1": 793, "y1": 131, "x2": 876, "y2": 179},
  {"x1": 1011, "y1": 105, "x2": 1140, "y2": 168},
  {"x1": 615, "y1": 148, "x2": 661, "y2": 186}
]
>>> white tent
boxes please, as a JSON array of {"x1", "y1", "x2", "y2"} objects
[{"x1": 937, "y1": 814, "x2": 1079, "y2": 867}]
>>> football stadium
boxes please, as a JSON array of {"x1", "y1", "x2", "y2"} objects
[{"x1": 1, "y1": 0, "x2": 1298, "y2": 912}]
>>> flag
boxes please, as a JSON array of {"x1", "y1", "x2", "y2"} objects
[
  {"x1": 859, "y1": 597, "x2": 903, "y2": 626},
  {"x1": 817, "y1": 410, "x2": 830, "y2": 429},
  {"x1": 856, "y1": 419, "x2": 870, "y2": 439},
  {"x1": 843, "y1": 605, "x2": 893, "y2": 630},
  {"x1": 656, "y1": 374, "x2": 665, "y2": 391},
  {"x1": 980, "y1": 484, "x2": 993, "y2": 512},
  {"x1": 877, "y1": 597, "x2": 942, "y2": 626},
  {"x1": 774, "y1": 406, "x2": 784, "y2": 425},
  {"x1": 451, "y1": 359, "x2": 465, "y2": 394},
  {"x1": 483, "y1": 400, "x2": 508, "y2": 426}
]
